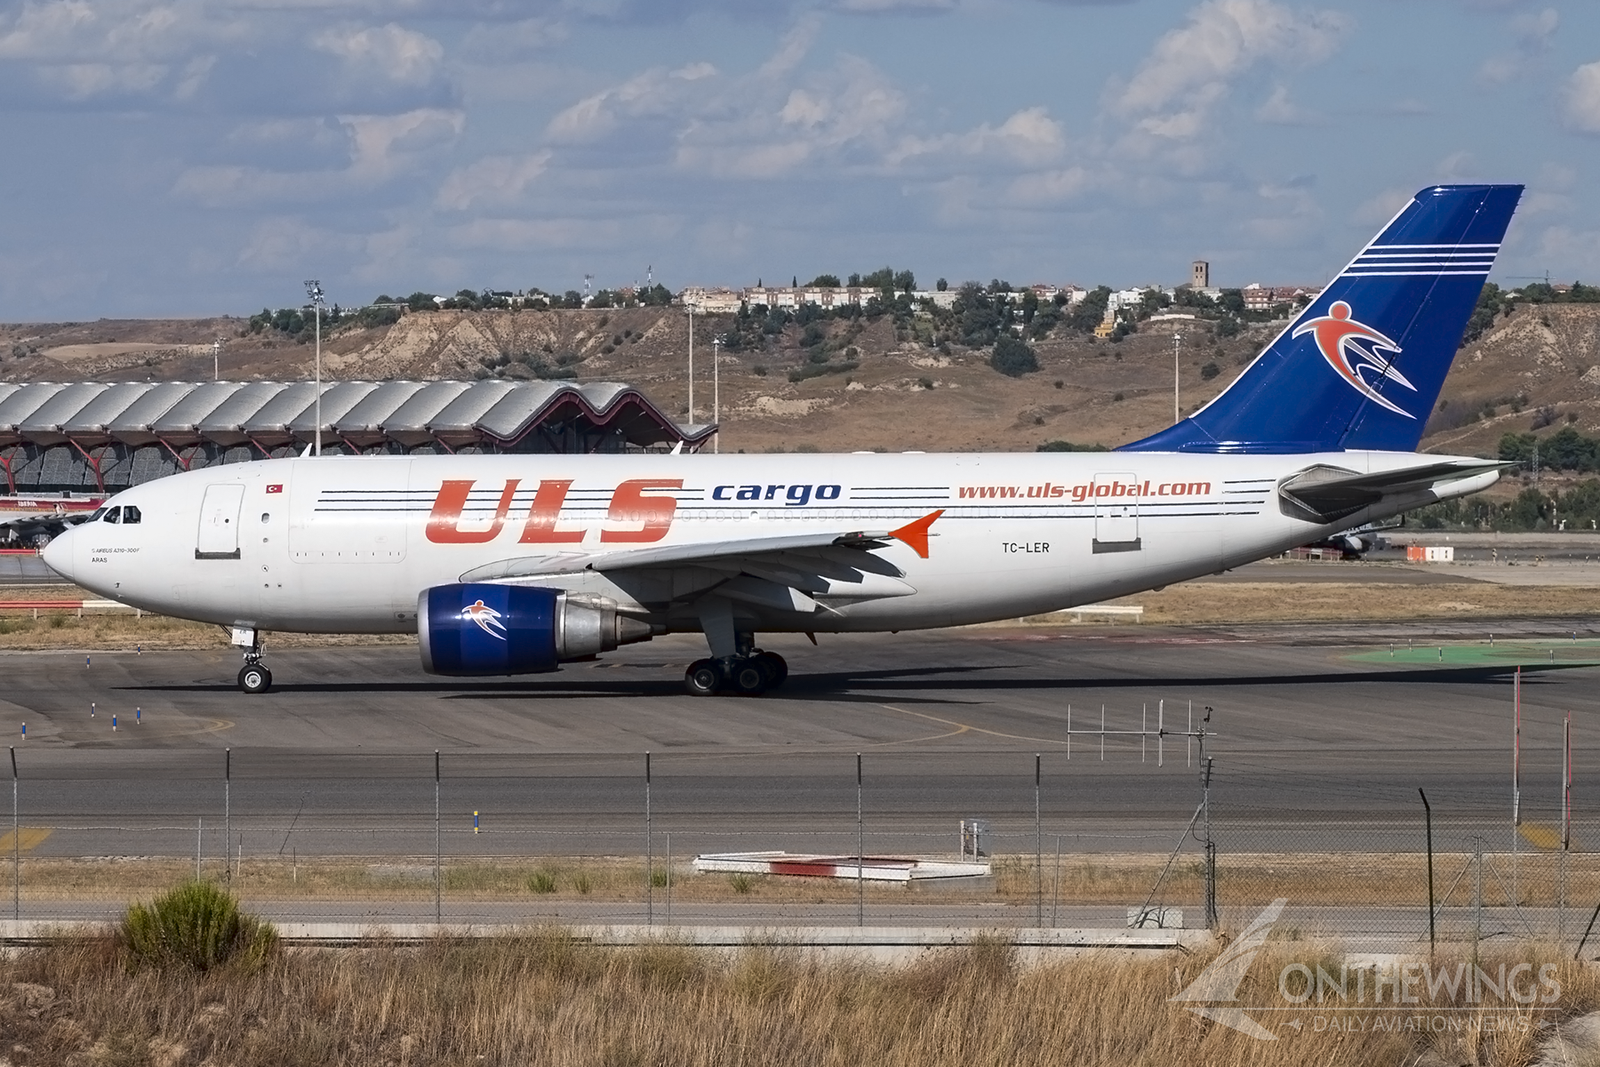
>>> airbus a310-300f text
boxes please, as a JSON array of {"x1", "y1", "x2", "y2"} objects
[{"x1": 43, "y1": 185, "x2": 1524, "y2": 695}]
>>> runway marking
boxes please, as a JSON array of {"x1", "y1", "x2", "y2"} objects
[
  {"x1": 1519, "y1": 823, "x2": 1566, "y2": 850},
  {"x1": 875, "y1": 705, "x2": 1068, "y2": 747},
  {"x1": 0, "y1": 828, "x2": 51, "y2": 853}
]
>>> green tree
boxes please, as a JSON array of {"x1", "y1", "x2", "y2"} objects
[
  {"x1": 1068, "y1": 286, "x2": 1111, "y2": 333},
  {"x1": 990, "y1": 334, "x2": 1039, "y2": 377},
  {"x1": 808, "y1": 274, "x2": 841, "y2": 288}
]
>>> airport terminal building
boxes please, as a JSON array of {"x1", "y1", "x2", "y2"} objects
[{"x1": 0, "y1": 379, "x2": 713, "y2": 495}]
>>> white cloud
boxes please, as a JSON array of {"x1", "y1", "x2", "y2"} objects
[
  {"x1": 1565, "y1": 60, "x2": 1600, "y2": 133},
  {"x1": 1352, "y1": 187, "x2": 1413, "y2": 227},
  {"x1": 0, "y1": 0, "x2": 237, "y2": 100},
  {"x1": 313, "y1": 23, "x2": 443, "y2": 86},
  {"x1": 236, "y1": 215, "x2": 348, "y2": 271},
  {"x1": 1477, "y1": 7, "x2": 1557, "y2": 85},
  {"x1": 174, "y1": 107, "x2": 464, "y2": 205},
  {"x1": 1254, "y1": 84, "x2": 1318, "y2": 125},
  {"x1": 436, "y1": 151, "x2": 552, "y2": 210},
  {"x1": 891, "y1": 106, "x2": 1067, "y2": 168},
  {"x1": 1109, "y1": 0, "x2": 1346, "y2": 142}
]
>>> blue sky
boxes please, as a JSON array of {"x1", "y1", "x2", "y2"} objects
[{"x1": 2, "y1": 0, "x2": 1598, "y2": 319}]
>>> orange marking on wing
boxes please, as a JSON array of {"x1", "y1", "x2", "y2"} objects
[{"x1": 888, "y1": 509, "x2": 944, "y2": 559}]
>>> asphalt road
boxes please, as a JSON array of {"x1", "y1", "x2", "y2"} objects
[{"x1": 0, "y1": 621, "x2": 1595, "y2": 861}]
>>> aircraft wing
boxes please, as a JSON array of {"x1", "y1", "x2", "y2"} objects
[
  {"x1": 457, "y1": 510, "x2": 944, "y2": 614},
  {"x1": 1278, "y1": 460, "x2": 1508, "y2": 523}
]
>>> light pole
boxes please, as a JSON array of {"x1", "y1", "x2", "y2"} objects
[
  {"x1": 212, "y1": 339, "x2": 222, "y2": 382},
  {"x1": 304, "y1": 281, "x2": 325, "y2": 456},
  {"x1": 686, "y1": 306, "x2": 695, "y2": 425},
  {"x1": 1172, "y1": 331, "x2": 1182, "y2": 423},
  {"x1": 712, "y1": 336, "x2": 721, "y2": 454}
]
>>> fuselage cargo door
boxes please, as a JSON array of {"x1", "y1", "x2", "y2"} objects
[
  {"x1": 196, "y1": 483, "x2": 246, "y2": 560},
  {"x1": 1091, "y1": 471, "x2": 1141, "y2": 553}
]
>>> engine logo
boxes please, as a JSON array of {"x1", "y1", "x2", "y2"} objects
[{"x1": 461, "y1": 598, "x2": 508, "y2": 641}]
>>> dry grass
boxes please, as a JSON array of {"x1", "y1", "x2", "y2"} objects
[
  {"x1": 0, "y1": 603, "x2": 413, "y2": 651},
  {"x1": 1, "y1": 932, "x2": 1595, "y2": 1066},
  {"x1": 9, "y1": 852, "x2": 1591, "y2": 912},
  {"x1": 1090, "y1": 581, "x2": 1600, "y2": 626},
  {"x1": 5, "y1": 578, "x2": 1600, "y2": 655}
]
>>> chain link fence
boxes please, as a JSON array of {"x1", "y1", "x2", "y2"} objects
[{"x1": 0, "y1": 735, "x2": 1588, "y2": 950}]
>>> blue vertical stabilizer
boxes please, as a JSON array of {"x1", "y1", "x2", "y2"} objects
[{"x1": 1121, "y1": 184, "x2": 1523, "y2": 454}]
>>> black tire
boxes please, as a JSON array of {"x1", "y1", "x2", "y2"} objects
[
  {"x1": 757, "y1": 651, "x2": 788, "y2": 687},
  {"x1": 684, "y1": 659, "x2": 722, "y2": 697},
  {"x1": 238, "y1": 664, "x2": 271, "y2": 694},
  {"x1": 730, "y1": 660, "x2": 768, "y2": 696}
]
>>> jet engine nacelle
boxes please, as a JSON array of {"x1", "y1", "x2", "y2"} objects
[{"x1": 418, "y1": 583, "x2": 654, "y2": 676}]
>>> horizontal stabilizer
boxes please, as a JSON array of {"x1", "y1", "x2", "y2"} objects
[{"x1": 1277, "y1": 459, "x2": 1508, "y2": 523}]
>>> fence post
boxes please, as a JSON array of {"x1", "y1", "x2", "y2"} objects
[
  {"x1": 856, "y1": 753, "x2": 863, "y2": 928},
  {"x1": 224, "y1": 748, "x2": 231, "y2": 885},
  {"x1": 434, "y1": 750, "x2": 441, "y2": 925},
  {"x1": 1034, "y1": 753, "x2": 1042, "y2": 928},
  {"x1": 1420, "y1": 788, "x2": 1435, "y2": 957},
  {"x1": 10, "y1": 747, "x2": 17, "y2": 921},
  {"x1": 1203, "y1": 757, "x2": 1217, "y2": 930},
  {"x1": 1474, "y1": 848, "x2": 1484, "y2": 962},
  {"x1": 645, "y1": 752, "x2": 652, "y2": 927}
]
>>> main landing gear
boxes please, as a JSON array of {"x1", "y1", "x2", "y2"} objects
[
  {"x1": 234, "y1": 628, "x2": 272, "y2": 694},
  {"x1": 683, "y1": 650, "x2": 788, "y2": 698}
]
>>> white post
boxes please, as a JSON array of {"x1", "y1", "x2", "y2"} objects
[
  {"x1": 305, "y1": 280, "x2": 325, "y2": 457},
  {"x1": 712, "y1": 336, "x2": 721, "y2": 454},
  {"x1": 1173, "y1": 332, "x2": 1181, "y2": 423},
  {"x1": 687, "y1": 308, "x2": 695, "y2": 425}
]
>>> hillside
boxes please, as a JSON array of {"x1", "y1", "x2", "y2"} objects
[{"x1": 1, "y1": 301, "x2": 1596, "y2": 463}]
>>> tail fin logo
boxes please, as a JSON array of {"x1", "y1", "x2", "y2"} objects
[
  {"x1": 462, "y1": 599, "x2": 508, "y2": 641},
  {"x1": 1291, "y1": 301, "x2": 1417, "y2": 419}
]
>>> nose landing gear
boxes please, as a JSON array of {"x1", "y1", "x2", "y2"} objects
[
  {"x1": 232, "y1": 628, "x2": 272, "y2": 694},
  {"x1": 238, "y1": 661, "x2": 272, "y2": 694}
]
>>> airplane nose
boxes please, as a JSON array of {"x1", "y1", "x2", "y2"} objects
[{"x1": 40, "y1": 527, "x2": 74, "y2": 581}]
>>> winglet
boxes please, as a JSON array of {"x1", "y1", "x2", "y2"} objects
[{"x1": 888, "y1": 509, "x2": 943, "y2": 559}]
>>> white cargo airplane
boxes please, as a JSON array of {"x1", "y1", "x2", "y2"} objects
[{"x1": 43, "y1": 184, "x2": 1523, "y2": 695}]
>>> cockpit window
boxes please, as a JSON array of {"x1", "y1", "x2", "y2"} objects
[
  {"x1": 122, "y1": 505, "x2": 142, "y2": 525},
  {"x1": 87, "y1": 508, "x2": 107, "y2": 523},
  {"x1": 103, "y1": 507, "x2": 121, "y2": 525}
]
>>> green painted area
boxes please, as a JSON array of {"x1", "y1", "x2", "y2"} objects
[{"x1": 1345, "y1": 640, "x2": 1600, "y2": 668}]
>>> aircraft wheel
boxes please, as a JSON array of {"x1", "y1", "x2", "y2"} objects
[
  {"x1": 238, "y1": 664, "x2": 272, "y2": 694},
  {"x1": 684, "y1": 659, "x2": 722, "y2": 697},
  {"x1": 730, "y1": 659, "x2": 769, "y2": 696},
  {"x1": 756, "y1": 651, "x2": 788, "y2": 687}
]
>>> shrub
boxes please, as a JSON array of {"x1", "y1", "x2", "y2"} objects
[
  {"x1": 650, "y1": 869, "x2": 668, "y2": 888},
  {"x1": 730, "y1": 873, "x2": 754, "y2": 894},
  {"x1": 573, "y1": 872, "x2": 592, "y2": 895},
  {"x1": 752, "y1": 365, "x2": 768, "y2": 376},
  {"x1": 1200, "y1": 361, "x2": 1220, "y2": 380},
  {"x1": 1112, "y1": 392, "x2": 1125, "y2": 402},
  {"x1": 917, "y1": 377, "x2": 934, "y2": 390},
  {"x1": 990, "y1": 335, "x2": 1038, "y2": 377},
  {"x1": 528, "y1": 871, "x2": 557, "y2": 894},
  {"x1": 121, "y1": 881, "x2": 277, "y2": 971}
]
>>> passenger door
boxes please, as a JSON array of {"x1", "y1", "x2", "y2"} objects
[
  {"x1": 1091, "y1": 471, "x2": 1141, "y2": 553},
  {"x1": 195, "y1": 484, "x2": 245, "y2": 560}
]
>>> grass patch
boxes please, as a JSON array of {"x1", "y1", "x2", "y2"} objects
[
  {"x1": 121, "y1": 881, "x2": 277, "y2": 972},
  {"x1": 0, "y1": 936, "x2": 1586, "y2": 1065}
]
